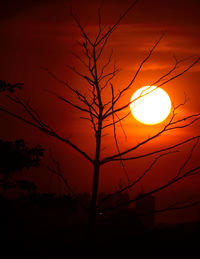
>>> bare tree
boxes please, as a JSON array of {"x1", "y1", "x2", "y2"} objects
[{"x1": 0, "y1": 0, "x2": 200, "y2": 235}]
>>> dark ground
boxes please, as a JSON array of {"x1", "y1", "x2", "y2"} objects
[{"x1": 0, "y1": 197, "x2": 199, "y2": 256}]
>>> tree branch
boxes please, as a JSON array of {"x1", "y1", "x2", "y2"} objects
[
  {"x1": 110, "y1": 83, "x2": 130, "y2": 184},
  {"x1": 47, "y1": 151, "x2": 87, "y2": 210},
  {"x1": 100, "y1": 164, "x2": 200, "y2": 213},
  {"x1": 97, "y1": 151, "x2": 176, "y2": 209},
  {"x1": 103, "y1": 55, "x2": 199, "y2": 120},
  {"x1": 103, "y1": 32, "x2": 165, "y2": 118},
  {"x1": 101, "y1": 104, "x2": 200, "y2": 164},
  {"x1": 0, "y1": 106, "x2": 93, "y2": 163},
  {"x1": 96, "y1": 0, "x2": 139, "y2": 46}
]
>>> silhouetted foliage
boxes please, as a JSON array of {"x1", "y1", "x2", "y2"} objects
[
  {"x1": 17, "y1": 180, "x2": 37, "y2": 192},
  {"x1": 0, "y1": 139, "x2": 44, "y2": 180},
  {"x1": 0, "y1": 80, "x2": 23, "y2": 93},
  {"x1": 17, "y1": 180, "x2": 37, "y2": 199},
  {"x1": 0, "y1": 139, "x2": 44, "y2": 194},
  {"x1": 32, "y1": 193, "x2": 78, "y2": 209},
  {"x1": 0, "y1": 85, "x2": 44, "y2": 194}
]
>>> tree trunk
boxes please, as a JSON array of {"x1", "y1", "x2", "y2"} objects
[
  {"x1": 88, "y1": 113, "x2": 102, "y2": 238},
  {"x1": 88, "y1": 162, "x2": 100, "y2": 237},
  {"x1": 88, "y1": 49, "x2": 103, "y2": 237}
]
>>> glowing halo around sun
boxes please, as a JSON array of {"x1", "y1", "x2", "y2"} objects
[{"x1": 130, "y1": 86, "x2": 172, "y2": 125}]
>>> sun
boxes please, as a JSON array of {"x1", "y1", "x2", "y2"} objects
[{"x1": 130, "y1": 86, "x2": 171, "y2": 125}]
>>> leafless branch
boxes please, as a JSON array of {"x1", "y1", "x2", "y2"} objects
[
  {"x1": 140, "y1": 199, "x2": 200, "y2": 217},
  {"x1": 150, "y1": 55, "x2": 194, "y2": 86},
  {"x1": 111, "y1": 83, "x2": 130, "y2": 183},
  {"x1": 97, "y1": 151, "x2": 177, "y2": 209},
  {"x1": 98, "y1": 49, "x2": 114, "y2": 80},
  {"x1": 102, "y1": 110, "x2": 132, "y2": 129},
  {"x1": 94, "y1": 0, "x2": 104, "y2": 45},
  {"x1": 70, "y1": 51, "x2": 89, "y2": 68},
  {"x1": 43, "y1": 68, "x2": 99, "y2": 117},
  {"x1": 100, "y1": 163, "x2": 200, "y2": 214},
  {"x1": 115, "y1": 112, "x2": 128, "y2": 140},
  {"x1": 103, "y1": 55, "x2": 199, "y2": 120},
  {"x1": 101, "y1": 104, "x2": 200, "y2": 164},
  {"x1": 66, "y1": 65, "x2": 95, "y2": 86},
  {"x1": 171, "y1": 138, "x2": 199, "y2": 181},
  {"x1": 101, "y1": 135, "x2": 200, "y2": 164},
  {"x1": 96, "y1": 0, "x2": 139, "y2": 46},
  {"x1": 0, "y1": 105, "x2": 93, "y2": 163},
  {"x1": 6, "y1": 94, "x2": 54, "y2": 132},
  {"x1": 70, "y1": 6, "x2": 93, "y2": 46},
  {"x1": 103, "y1": 33, "x2": 166, "y2": 119},
  {"x1": 47, "y1": 151, "x2": 87, "y2": 210},
  {"x1": 44, "y1": 89, "x2": 98, "y2": 119},
  {"x1": 155, "y1": 57, "x2": 200, "y2": 89}
]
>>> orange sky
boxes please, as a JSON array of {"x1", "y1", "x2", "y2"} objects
[{"x1": 1, "y1": 0, "x2": 200, "y2": 223}]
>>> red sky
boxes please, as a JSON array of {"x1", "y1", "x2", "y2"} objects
[{"x1": 1, "y1": 0, "x2": 200, "y2": 223}]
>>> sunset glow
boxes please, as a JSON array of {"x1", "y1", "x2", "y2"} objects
[{"x1": 130, "y1": 86, "x2": 172, "y2": 125}]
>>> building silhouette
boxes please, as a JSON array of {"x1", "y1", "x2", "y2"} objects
[{"x1": 135, "y1": 193, "x2": 155, "y2": 229}]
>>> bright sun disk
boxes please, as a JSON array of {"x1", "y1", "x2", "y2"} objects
[{"x1": 130, "y1": 85, "x2": 171, "y2": 125}]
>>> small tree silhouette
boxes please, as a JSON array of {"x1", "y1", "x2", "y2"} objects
[
  {"x1": 0, "y1": 138, "x2": 44, "y2": 194},
  {"x1": 0, "y1": 80, "x2": 23, "y2": 93},
  {"x1": 0, "y1": 81, "x2": 44, "y2": 196},
  {"x1": 0, "y1": 1, "x2": 200, "y2": 236}
]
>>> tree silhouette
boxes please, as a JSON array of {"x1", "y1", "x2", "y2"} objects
[
  {"x1": 0, "y1": 80, "x2": 23, "y2": 93},
  {"x1": 17, "y1": 180, "x2": 37, "y2": 198},
  {"x1": 0, "y1": 138, "x2": 44, "y2": 194},
  {"x1": 0, "y1": 80, "x2": 44, "y2": 194},
  {"x1": 0, "y1": 0, "x2": 200, "y2": 236}
]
